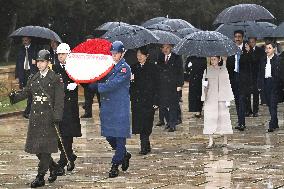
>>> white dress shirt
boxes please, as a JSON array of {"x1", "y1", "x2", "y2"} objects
[
  {"x1": 165, "y1": 53, "x2": 171, "y2": 62},
  {"x1": 234, "y1": 43, "x2": 243, "y2": 72},
  {"x1": 265, "y1": 56, "x2": 273, "y2": 78},
  {"x1": 24, "y1": 44, "x2": 31, "y2": 70}
]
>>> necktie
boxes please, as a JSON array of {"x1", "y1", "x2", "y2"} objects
[
  {"x1": 165, "y1": 55, "x2": 169, "y2": 64},
  {"x1": 24, "y1": 47, "x2": 29, "y2": 70},
  {"x1": 62, "y1": 64, "x2": 65, "y2": 69}
]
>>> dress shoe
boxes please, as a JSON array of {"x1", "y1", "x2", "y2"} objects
[
  {"x1": 206, "y1": 142, "x2": 215, "y2": 149},
  {"x1": 238, "y1": 125, "x2": 245, "y2": 131},
  {"x1": 268, "y1": 128, "x2": 274, "y2": 132},
  {"x1": 67, "y1": 154, "x2": 77, "y2": 171},
  {"x1": 80, "y1": 113, "x2": 92, "y2": 118},
  {"x1": 235, "y1": 125, "x2": 245, "y2": 131},
  {"x1": 109, "y1": 164, "x2": 119, "y2": 178},
  {"x1": 245, "y1": 112, "x2": 253, "y2": 117},
  {"x1": 23, "y1": 113, "x2": 29, "y2": 119},
  {"x1": 55, "y1": 166, "x2": 65, "y2": 176},
  {"x1": 168, "y1": 128, "x2": 176, "y2": 132},
  {"x1": 176, "y1": 119, "x2": 182, "y2": 125},
  {"x1": 48, "y1": 162, "x2": 58, "y2": 183},
  {"x1": 156, "y1": 121, "x2": 165, "y2": 126},
  {"x1": 194, "y1": 114, "x2": 202, "y2": 118},
  {"x1": 253, "y1": 113, "x2": 258, "y2": 117},
  {"x1": 31, "y1": 174, "x2": 45, "y2": 188},
  {"x1": 121, "y1": 152, "x2": 131, "y2": 171}
]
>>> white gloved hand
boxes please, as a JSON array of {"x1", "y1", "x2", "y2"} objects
[
  {"x1": 225, "y1": 101, "x2": 230, "y2": 107},
  {"x1": 67, "y1": 83, "x2": 77, "y2": 91},
  {"x1": 187, "y1": 62, "x2": 192, "y2": 68},
  {"x1": 202, "y1": 80, "x2": 208, "y2": 87}
]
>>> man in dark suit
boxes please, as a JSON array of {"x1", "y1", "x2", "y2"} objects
[
  {"x1": 226, "y1": 30, "x2": 252, "y2": 131},
  {"x1": 49, "y1": 40, "x2": 60, "y2": 66},
  {"x1": 52, "y1": 43, "x2": 82, "y2": 175},
  {"x1": 245, "y1": 37, "x2": 266, "y2": 117},
  {"x1": 81, "y1": 35, "x2": 101, "y2": 118},
  {"x1": 156, "y1": 44, "x2": 184, "y2": 132},
  {"x1": 15, "y1": 36, "x2": 38, "y2": 118},
  {"x1": 258, "y1": 42, "x2": 281, "y2": 132}
]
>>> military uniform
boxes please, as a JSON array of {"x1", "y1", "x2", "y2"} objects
[
  {"x1": 53, "y1": 62, "x2": 81, "y2": 171},
  {"x1": 10, "y1": 69, "x2": 64, "y2": 184}
]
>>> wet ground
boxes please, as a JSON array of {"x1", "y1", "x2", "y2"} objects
[{"x1": 0, "y1": 85, "x2": 284, "y2": 189}]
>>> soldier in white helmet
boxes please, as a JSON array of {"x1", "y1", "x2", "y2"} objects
[{"x1": 52, "y1": 43, "x2": 82, "y2": 176}]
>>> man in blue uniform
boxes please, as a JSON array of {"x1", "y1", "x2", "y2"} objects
[{"x1": 89, "y1": 41, "x2": 131, "y2": 178}]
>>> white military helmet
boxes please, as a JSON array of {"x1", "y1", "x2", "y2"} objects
[{"x1": 56, "y1": 43, "x2": 71, "y2": 54}]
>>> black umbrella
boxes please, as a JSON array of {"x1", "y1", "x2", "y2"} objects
[
  {"x1": 175, "y1": 27, "x2": 201, "y2": 38},
  {"x1": 141, "y1": 17, "x2": 169, "y2": 27},
  {"x1": 173, "y1": 31, "x2": 239, "y2": 57},
  {"x1": 151, "y1": 30, "x2": 181, "y2": 45},
  {"x1": 215, "y1": 21, "x2": 267, "y2": 39},
  {"x1": 9, "y1": 25, "x2": 62, "y2": 43},
  {"x1": 271, "y1": 22, "x2": 284, "y2": 38},
  {"x1": 102, "y1": 25, "x2": 159, "y2": 49},
  {"x1": 96, "y1": 21, "x2": 129, "y2": 31},
  {"x1": 213, "y1": 4, "x2": 275, "y2": 25},
  {"x1": 146, "y1": 23, "x2": 173, "y2": 32},
  {"x1": 257, "y1": 22, "x2": 277, "y2": 37},
  {"x1": 159, "y1": 19, "x2": 195, "y2": 30}
]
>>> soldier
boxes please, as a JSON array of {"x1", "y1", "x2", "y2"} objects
[
  {"x1": 89, "y1": 41, "x2": 131, "y2": 178},
  {"x1": 52, "y1": 43, "x2": 82, "y2": 175},
  {"x1": 9, "y1": 49, "x2": 65, "y2": 188}
]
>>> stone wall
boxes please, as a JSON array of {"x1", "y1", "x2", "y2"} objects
[{"x1": 0, "y1": 65, "x2": 18, "y2": 96}]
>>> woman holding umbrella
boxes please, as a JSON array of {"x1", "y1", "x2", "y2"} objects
[
  {"x1": 201, "y1": 56, "x2": 234, "y2": 148},
  {"x1": 130, "y1": 46, "x2": 159, "y2": 155}
]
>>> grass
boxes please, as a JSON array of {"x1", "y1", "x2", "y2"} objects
[
  {"x1": 0, "y1": 61, "x2": 15, "y2": 67},
  {"x1": 0, "y1": 96, "x2": 26, "y2": 114}
]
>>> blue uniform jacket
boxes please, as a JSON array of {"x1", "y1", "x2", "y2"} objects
[{"x1": 90, "y1": 58, "x2": 131, "y2": 138}]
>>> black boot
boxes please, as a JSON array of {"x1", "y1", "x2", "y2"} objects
[
  {"x1": 121, "y1": 152, "x2": 131, "y2": 171},
  {"x1": 146, "y1": 141, "x2": 151, "y2": 153},
  {"x1": 31, "y1": 174, "x2": 45, "y2": 188},
  {"x1": 55, "y1": 165, "x2": 65, "y2": 176},
  {"x1": 139, "y1": 142, "x2": 148, "y2": 155},
  {"x1": 67, "y1": 154, "x2": 77, "y2": 171},
  {"x1": 48, "y1": 161, "x2": 58, "y2": 183},
  {"x1": 109, "y1": 164, "x2": 119, "y2": 178}
]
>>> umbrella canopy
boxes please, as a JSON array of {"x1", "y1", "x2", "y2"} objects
[
  {"x1": 102, "y1": 25, "x2": 159, "y2": 49},
  {"x1": 175, "y1": 27, "x2": 201, "y2": 38},
  {"x1": 96, "y1": 21, "x2": 129, "y2": 31},
  {"x1": 271, "y1": 22, "x2": 284, "y2": 38},
  {"x1": 146, "y1": 23, "x2": 173, "y2": 31},
  {"x1": 257, "y1": 22, "x2": 277, "y2": 37},
  {"x1": 9, "y1": 25, "x2": 62, "y2": 43},
  {"x1": 141, "y1": 17, "x2": 169, "y2": 27},
  {"x1": 213, "y1": 4, "x2": 275, "y2": 25},
  {"x1": 173, "y1": 31, "x2": 239, "y2": 57},
  {"x1": 151, "y1": 30, "x2": 181, "y2": 45},
  {"x1": 159, "y1": 19, "x2": 195, "y2": 30},
  {"x1": 215, "y1": 21, "x2": 268, "y2": 39}
]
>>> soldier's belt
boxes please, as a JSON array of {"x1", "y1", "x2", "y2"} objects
[{"x1": 33, "y1": 96, "x2": 48, "y2": 102}]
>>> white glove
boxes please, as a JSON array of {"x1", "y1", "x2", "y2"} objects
[
  {"x1": 67, "y1": 83, "x2": 77, "y2": 91},
  {"x1": 187, "y1": 62, "x2": 192, "y2": 68},
  {"x1": 225, "y1": 101, "x2": 230, "y2": 107},
  {"x1": 202, "y1": 80, "x2": 208, "y2": 87}
]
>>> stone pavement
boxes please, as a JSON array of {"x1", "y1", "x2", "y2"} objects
[{"x1": 0, "y1": 85, "x2": 284, "y2": 189}]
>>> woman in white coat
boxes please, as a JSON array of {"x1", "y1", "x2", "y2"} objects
[{"x1": 201, "y1": 56, "x2": 234, "y2": 148}]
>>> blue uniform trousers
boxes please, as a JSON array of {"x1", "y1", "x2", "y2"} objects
[{"x1": 106, "y1": 137, "x2": 126, "y2": 164}]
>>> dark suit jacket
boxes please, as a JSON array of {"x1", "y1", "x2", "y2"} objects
[
  {"x1": 257, "y1": 54, "x2": 280, "y2": 91},
  {"x1": 156, "y1": 52, "x2": 184, "y2": 106},
  {"x1": 52, "y1": 63, "x2": 81, "y2": 137},
  {"x1": 16, "y1": 44, "x2": 38, "y2": 87},
  {"x1": 226, "y1": 42, "x2": 253, "y2": 95}
]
